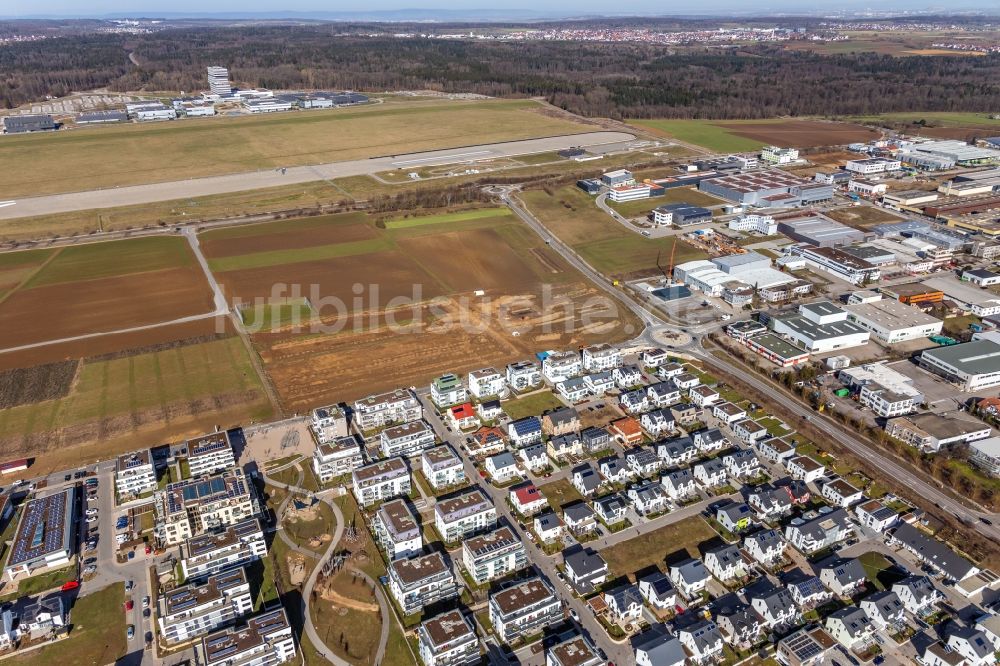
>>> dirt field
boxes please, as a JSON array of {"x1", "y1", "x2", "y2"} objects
[
  {"x1": 0, "y1": 98, "x2": 596, "y2": 198},
  {"x1": 209, "y1": 208, "x2": 639, "y2": 409},
  {"x1": 825, "y1": 206, "x2": 905, "y2": 229},
  {"x1": 715, "y1": 120, "x2": 880, "y2": 148}
]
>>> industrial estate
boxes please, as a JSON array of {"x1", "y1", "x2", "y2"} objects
[{"x1": 1, "y1": 15, "x2": 1000, "y2": 666}]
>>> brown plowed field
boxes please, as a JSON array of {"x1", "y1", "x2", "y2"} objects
[
  {"x1": 397, "y1": 228, "x2": 545, "y2": 292},
  {"x1": 0, "y1": 266, "x2": 215, "y2": 349},
  {"x1": 200, "y1": 214, "x2": 376, "y2": 259},
  {"x1": 0, "y1": 316, "x2": 230, "y2": 370},
  {"x1": 256, "y1": 283, "x2": 634, "y2": 410},
  {"x1": 214, "y1": 251, "x2": 446, "y2": 307},
  {"x1": 716, "y1": 120, "x2": 880, "y2": 147}
]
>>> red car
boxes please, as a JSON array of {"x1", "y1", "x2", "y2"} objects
[
  {"x1": 125, "y1": 599, "x2": 134, "y2": 611},
  {"x1": 61, "y1": 580, "x2": 79, "y2": 591}
]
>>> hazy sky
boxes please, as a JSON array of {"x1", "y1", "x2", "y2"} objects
[{"x1": 3, "y1": 0, "x2": 993, "y2": 18}]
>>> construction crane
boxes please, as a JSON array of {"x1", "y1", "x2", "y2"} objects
[{"x1": 656, "y1": 241, "x2": 678, "y2": 285}]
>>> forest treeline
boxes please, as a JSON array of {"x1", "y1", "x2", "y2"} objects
[{"x1": 2, "y1": 26, "x2": 999, "y2": 118}]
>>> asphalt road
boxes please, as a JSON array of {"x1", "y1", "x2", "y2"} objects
[{"x1": 0, "y1": 131, "x2": 636, "y2": 220}]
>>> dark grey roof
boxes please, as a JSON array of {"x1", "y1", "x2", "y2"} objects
[
  {"x1": 633, "y1": 625, "x2": 686, "y2": 666},
  {"x1": 3, "y1": 114, "x2": 55, "y2": 133},
  {"x1": 564, "y1": 547, "x2": 608, "y2": 577},
  {"x1": 892, "y1": 523, "x2": 976, "y2": 580}
]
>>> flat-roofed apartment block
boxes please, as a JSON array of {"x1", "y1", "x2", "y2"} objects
[
  {"x1": 919, "y1": 339, "x2": 1000, "y2": 391},
  {"x1": 389, "y1": 552, "x2": 458, "y2": 616},
  {"x1": 506, "y1": 360, "x2": 542, "y2": 392},
  {"x1": 310, "y1": 404, "x2": 348, "y2": 443},
  {"x1": 431, "y1": 373, "x2": 468, "y2": 408},
  {"x1": 462, "y1": 526, "x2": 527, "y2": 585},
  {"x1": 353, "y1": 388, "x2": 422, "y2": 431},
  {"x1": 3, "y1": 488, "x2": 75, "y2": 581},
  {"x1": 546, "y1": 634, "x2": 603, "y2": 666},
  {"x1": 352, "y1": 457, "x2": 410, "y2": 507},
  {"x1": 434, "y1": 488, "x2": 497, "y2": 543},
  {"x1": 312, "y1": 435, "x2": 364, "y2": 483},
  {"x1": 418, "y1": 609, "x2": 479, "y2": 666},
  {"x1": 374, "y1": 499, "x2": 422, "y2": 560},
  {"x1": 542, "y1": 350, "x2": 582, "y2": 383},
  {"x1": 468, "y1": 367, "x2": 506, "y2": 399},
  {"x1": 582, "y1": 344, "x2": 623, "y2": 372},
  {"x1": 421, "y1": 445, "x2": 465, "y2": 490},
  {"x1": 489, "y1": 577, "x2": 563, "y2": 644},
  {"x1": 201, "y1": 608, "x2": 296, "y2": 666},
  {"x1": 159, "y1": 568, "x2": 253, "y2": 645},
  {"x1": 187, "y1": 432, "x2": 237, "y2": 478},
  {"x1": 155, "y1": 469, "x2": 257, "y2": 547},
  {"x1": 116, "y1": 449, "x2": 156, "y2": 498},
  {"x1": 181, "y1": 518, "x2": 267, "y2": 580},
  {"x1": 380, "y1": 420, "x2": 436, "y2": 458}
]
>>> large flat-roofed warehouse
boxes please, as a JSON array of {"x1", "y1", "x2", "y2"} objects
[
  {"x1": 776, "y1": 213, "x2": 865, "y2": 248},
  {"x1": 2, "y1": 114, "x2": 56, "y2": 134},
  {"x1": 881, "y1": 282, "x2": 944, "y2": 306},
  {"x1": 844, "y1": 298, "x2": 943, "y2": 344},
  {"x1": 787, "y1": 245, "x2": 881, "y2": 285},
  {"x1": 75, "y1": 110, "x2": 128, "y2": 125},
  {"x1": 770, "y1": 301, "x2": 870, "y2": 353},
  {"x1": 698, "y1": 170, "x2": 833, "y2": 207},
  {"x1": 919, "y1": 339, "x2": 1000, "y2": 391},
  {"x1": 921, "y1": 276, "x2": 1000, "y2": 317},
  {"x1": 902, "y1": 139, "x2": 1000, "y2": 166},
  {"x1": 4, "y1": 488, "x2": 75, "y2": 581}
]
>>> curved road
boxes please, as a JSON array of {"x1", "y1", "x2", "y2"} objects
[
  {"x1": 0, "y1": 131, "x2": 636, "y2": 220},
  {"x1": 263, "y1": 471, "x2": 390, "y2": 666}
]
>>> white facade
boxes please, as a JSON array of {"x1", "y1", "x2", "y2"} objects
[
  {"x1": 761, "y1": 146, "x2": 799, "y2": 165},
  {"x1": 202, "y1": 609, "x2": 296, "y2": 666},
  {"x1": 380, "y1": 420, "x2": 436, "y2": 458},
  {"x1": 506, "y1": 361, "x2": 542, "y2": 392},
  {"x1": 729, "y1": 214, "x2": 777, "y2": 235},
  {"x1": 116, "y1": 450, "x2": 156, "y2": 497},
  {"x1": 187, "y1": 433, "x2": 237, "y2": 478},
  {"x1": 312, "y1": 436, "x2": 364, "y2": 483},
  {"x1": 468, "y1": 368, "x2": 505, "y2": 399},
  {"x1": 418, "y1": 611, "x2": 478, "y2": 666},
  {"x1": 582, "y1": 344, "x2": 622, "y2": 372},
  {"x1": 434, "y1": 490, "x2": 497, "y2": 543},
  {"x1": 159, "y1": 569, "x2": 253, "y2": 645},
  {"x1": 353, "y1": 388, "x2": 422, "y2": 430},
  {"x1": 181, "y1": 519, "x2": 267, "y2": 580},
  {"x1": 462, "y1": 527, "x2": 527, "y2": 585},
  {"x1": 608, "y1": 184, "x2": 651, "y2": 202},
  {"x1": 542, "y1": 351, "x2": 582, "y2": 383},
  {"x1": 352, "y1": 458, "x2": 411, "y2": 507}
]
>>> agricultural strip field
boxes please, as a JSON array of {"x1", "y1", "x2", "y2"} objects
[
  {"x1": 519, "y1": 185, "x2": 706, "y2": 278},
  {"x1": 200, "y1": 208, "x2": 642, "y2": 409},
  {"x1": 0, "y1": 98, "x2": 597, "y2": 198},
  {"x1": 0, "y1": 236, "x2": 215, "y2": 350},
  {"x1": 631, "y1": 118, "x2": 879, "y2": 152},
  {"x1": 848, "y1": 111, "x2": 1000, "y2": 141}
]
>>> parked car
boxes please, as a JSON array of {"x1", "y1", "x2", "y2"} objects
[
  {"x1": 142, "y1": 596, "x2": 149, "y2": 609},
  {"x1": 63, "y1": 474, "x2": 71, "y2": 482},
  {"x1": 125, "y1": 580, "x2": 134, "y2": 592},
  {"x1": 85, "y1": 516, "x2": 98, "y2": 524},
  {"x1": 83, "y1": 565, "x2": 97, "y2": 575},
  {"x1": 125, "y1": 599, "x2": 134, "y2": 611},
  {"x1": 127, "y1": 625, "x2": 135, "y2": 640}
]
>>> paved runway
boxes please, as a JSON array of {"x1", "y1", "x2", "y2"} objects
[{"x1": 0, "y1": 131, "x2": 635, "y2": 220}]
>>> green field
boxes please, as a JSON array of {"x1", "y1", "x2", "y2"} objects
[
  {"x1": 503, "y1": 389, "x2": 565, "y2": 420},
  {"x1": 0, "y1": 336, "x2": 272, "y2": 442},
  {"x1": 631, "y1": 119, "x2": 767, "y2": 153},
  {"x1": 520, "y1": 185, "x2": 706, "y2": 278},
  {"x1": 385, "y1": 207, "x2": 514, "y2": 229},
  {"x1": 10, "y1": 583, "x2": 126, "y2": 665},
  {"x1": 241, "y1": 301, "x2": 315, "y2": 330},
  {"x1": 0, "y1": 98, "x2": 595, "y2": 198},
  {"x1": 24, "y1": 236, "x2": 194, "y2": 288},
  {"x1": 601, "y1": 515, "x2": 718, "y2": 579}
]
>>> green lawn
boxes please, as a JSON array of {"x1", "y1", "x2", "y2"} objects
[
  {"x1": 576, "y1": 235, "x2": 706, "y2": 278},
  {"x1": 503, "y1": 390, "x2": 564, "y2": 420},
  {"x1": 385, "y1": 207, "x2": 513, "y2": 229},
  {"x1": 539, "y1": 478, "x2": 585, "y2": 511},
  {"x1": 0, "y1": 565, "x2": 76, "y2": 602},
  {"x1": 23, "y1": 236, "x2": 194, "y2": 288},
  {"x1": 857, "y1": 551, "x2": 907, "y2": 591},
  {"x1": 10, "y1": 582, "x2": 126, "y2": 665},
  {"x1": 631, "y1": 119, "x2": 767, "y2": 153},
  {"x1": 601, "y1": 515, "x2": 719, "y2": 579}
]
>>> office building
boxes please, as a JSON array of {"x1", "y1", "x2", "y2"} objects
[
  {"x1": 919, "y1": 339, "x2": 1000, "y2": 391},
  {"x1": 787, "y1": 245, "x2": 881, "y2": 285},
  {"x1": 844, "y1": 299, "x2": 943, "y2": 344},
  {"x1": 651, "y1": 203, "x2": 712, "y2": 226},
  {"x1": 207, "y1": 66, "x2": 232, "y2": 95}
]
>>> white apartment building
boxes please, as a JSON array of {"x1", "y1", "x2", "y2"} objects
[
  {"x1": 312, "y1": 435, "x2": 364, "y2": 483},
  {"x1": 729, "y1": 214, "x2": 777, "y2": 235},
  {"x1": 489, "y1": 578, "x2": 563, "y2": 644},
  {"x1": 310, "y1": 404, "x2": 348, "y2": 443},
  {"x1": 431, "y1": 374, "x2": 468, "y2": 408},
  {"x1": 389, "y1": 552, "x2": 459, "y2": 616},
  {"x1": 374, "y1": 499, "x2": 422, "y2": 561},
  {"x1": 421, "y1": 445, "x2": 465, "y2": 490},
  {"x1": 380, "y1": 420, "x2": 436, "y2": 458},
  {"x1": 353, "y1": 388, "x2": 422, "y2": 431},
  {"x1": 187, "y1": 432, "x2": 236, "y2": 478},
  {"x1": 155, "y1": 469, "x2": 257, "y2": 547},
  {"x1": 462, "y1": 526, "x2": 528, "y2": 585},
  {"x1": 582, "y1": 344, "x2": 623, "y2": 372},
  {"x1": 434, "y1": 489, "x2": 497, "y2": 543},
  {"x1": 761, "y1": 146, "x2": 799, "y2": 165},
  {"x1": 542, "y1": 351, "x2": 582, "y2": 383},
  {"x1": 159, "y1": 568, "x2": 253, "y2": 645},
  {"x1": 180, "y1": 519, "x2": 267, "y2": 581},
  {"x1": 116, "y1": 449, "x2": 157, "y2": 498},
  {"x1": 468, "y1": 367, "x2": 506, "y2": 399},
  {"x1": 352, "y1": 457, "x2": 411, "y2": 507},
  {"x1": 418, "y1": 610, "x2": 479, "y2": 666},
  {"x1": 201, "y1": 609, "x2": 296, "y2": 666},
  {"x1": 506, "y1": 360, "x2": 542, "y2": 392}
]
